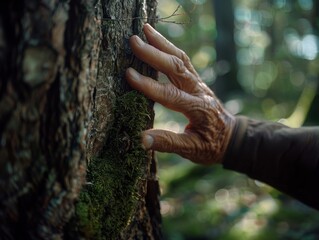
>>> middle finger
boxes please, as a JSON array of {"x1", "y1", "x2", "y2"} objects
[{"x1": 130, "y1": 35, "x2": 197, "y2": 91}]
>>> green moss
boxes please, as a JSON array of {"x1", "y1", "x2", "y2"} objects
[{"x1": 75, "y1": 91, "x2": 151, "y2": 239}]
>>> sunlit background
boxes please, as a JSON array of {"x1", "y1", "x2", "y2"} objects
[{"x1": 153, "y1": 0, "x2": 319, "y2": 239}]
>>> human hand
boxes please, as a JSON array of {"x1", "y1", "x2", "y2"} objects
[{"x1": 126, "y1": 24, "x2": 235, "y2": 165}]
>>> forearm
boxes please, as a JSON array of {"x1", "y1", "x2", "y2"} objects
[{"x1": 223, "y1": 117, "x2": 319, "y2": 210}]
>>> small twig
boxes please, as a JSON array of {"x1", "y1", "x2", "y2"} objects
[
  {"x1": 158, "y1": 5, "x2": 182, "y2": 21},
  {"x1": 102, "y1": 5, "x2": 190, "y2": 25}
]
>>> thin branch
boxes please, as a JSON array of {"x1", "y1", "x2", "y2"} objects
[{"x1": 102, "y1": 5, "x2": 190, "y2": 25}]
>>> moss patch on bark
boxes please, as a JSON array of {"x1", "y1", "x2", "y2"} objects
[{"x1": 74, "y1": 91, "x2": 151, "y2": 239}]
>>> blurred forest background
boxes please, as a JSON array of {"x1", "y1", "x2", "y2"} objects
[{"x1": 153, "y1": 0, "x2": 319, "y2": 239}]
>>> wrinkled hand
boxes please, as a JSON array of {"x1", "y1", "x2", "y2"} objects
[{"x1": 126, "y1": 24, "x2": 235, "y2": 165}]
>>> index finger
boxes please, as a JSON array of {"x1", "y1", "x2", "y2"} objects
[
  {"x1": 130, "y1": 35, "x2": 187, "y2": 77},
  {"x1": 143, "y1": 24, "x2": 196, "y2": 74}
]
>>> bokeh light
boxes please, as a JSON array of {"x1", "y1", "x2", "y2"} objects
[{"x1": 156, "y1": 0, "x2": 319, "y2": 239}]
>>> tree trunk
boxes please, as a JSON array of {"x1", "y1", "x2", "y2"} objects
[
  {"x1": 305, "y1": 0, "x2": 319, "y2": 125},
  {"x1": 212, "y1": 0, "x2": 241, "y2": 101},
  {"x1": 0, "y1": 0, "x2": 161, "y2": 239}
]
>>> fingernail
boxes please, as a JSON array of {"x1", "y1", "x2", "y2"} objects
[
  {"x1": 135, "y1": 36, "x2": 144, "y2": 46},
  {"x1": 128, "y1": 68, "x2": 140, "y2": 82},
  {"x1": 144, "y1": 23, "x2": 155, "y2": 35},
  {"x1": 142, "y1": 135, "x2": 154, "y2": 150}
]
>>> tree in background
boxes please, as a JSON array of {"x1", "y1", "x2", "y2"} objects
[
  {"x1": 305, "y1": 0, "x2": 319, "y2": 125},
  {"x1": 156, "y1": 0, "x2": 319, "y2": 239},
  {"x1": 0, "y1": 0, "x2": 161, "y2": 239},
  {"x1": 212, "y1": 0, "x2": 241, "y2": 101}
]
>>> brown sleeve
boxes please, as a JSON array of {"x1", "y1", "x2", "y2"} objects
[{"x1": 223, "y1": 116, "x2": 319, "y2": 210}]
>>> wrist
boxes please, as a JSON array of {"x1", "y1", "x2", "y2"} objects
[{"x1": 216, "y1": 112, "x2": 236, "y2": 164}]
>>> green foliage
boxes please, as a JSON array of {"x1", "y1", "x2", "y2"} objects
[
  {"x1": 75, "y1": 91, "x2": 150, "y2": 240},
  {"x1": 156, "y1": 0, "x2": 319, "y2": 239}
]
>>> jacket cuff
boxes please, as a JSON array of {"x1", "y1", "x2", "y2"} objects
[{"x1": 222, "y1": 116, "x2": 249, "y2": 172}]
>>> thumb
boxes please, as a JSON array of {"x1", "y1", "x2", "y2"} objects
[{"x1": 142, "y1": 129, "x2": 193, "y2": 155}]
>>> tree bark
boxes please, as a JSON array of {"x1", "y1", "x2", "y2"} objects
[{"x1": 0, "y1": 0, "x2": 161, "y2": 239}]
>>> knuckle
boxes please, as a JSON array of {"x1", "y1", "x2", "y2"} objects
[
  {"x1": 163, "y1": 86, "x2": 188, "y2": 108},
  {"x1": 164, "y1": 85, "x2": 180, "y2": 101},
  {"x1": 164, "y1": 133, "x2": 175, "y2": 151},
  {"x1": 170, "y1": 55, "x2": 186, "y2": 74},
  {"x1": 180, "y1": 51, "x2": 191, "y2": 65}
]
